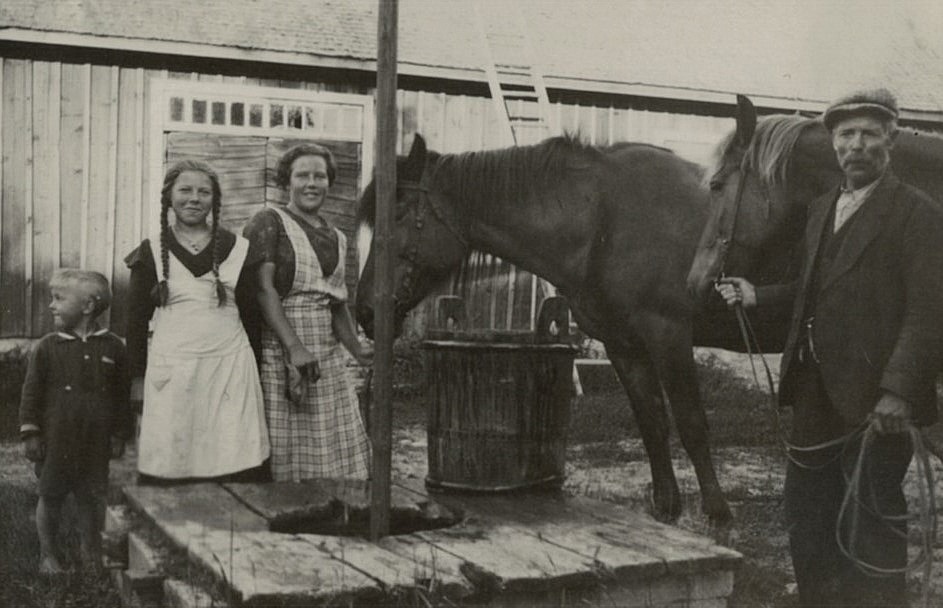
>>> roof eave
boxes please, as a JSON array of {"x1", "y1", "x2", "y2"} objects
[{"x1": 2, "y1": 28, "x2": 941, "y2": 124}]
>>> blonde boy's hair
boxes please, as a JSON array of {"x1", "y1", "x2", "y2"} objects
[{"x1": 49, "y1": 269, "x2": 112, "y2": 316}]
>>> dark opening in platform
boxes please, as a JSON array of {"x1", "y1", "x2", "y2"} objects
[{"x1": 268, "y1": 497, "x2": 461, "y2": 537}]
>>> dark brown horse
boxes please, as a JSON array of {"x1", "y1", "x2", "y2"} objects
[
  {"x1": 688, "y1": 95, "x2": 943, "y2": 304},
  {"x1": 357, "y1": 133, "x2": 750, "y2": 525}
]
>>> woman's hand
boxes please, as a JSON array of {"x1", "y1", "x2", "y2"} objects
[
  {"x1": 353, "y1": 341, "x2": 374, "y2": 367},
  {"x1": 714, "y1": 277, "x2": 757, "y2": 309},
  {"x1": 287, "y1": 343, "x2": 320, "y2": 382}
]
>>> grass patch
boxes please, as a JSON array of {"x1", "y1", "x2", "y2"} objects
[
  {"x1": 567, "y1": 355, "x2": 790, "y2": 448},
  {"x1": 0, "y1": 473, "x2": 122, "y2": 608}
]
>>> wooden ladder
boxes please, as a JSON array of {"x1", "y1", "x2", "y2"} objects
[
  {"x1": 474, "y1": 0, "x2": 560, "y2": 330},
  {"x1": 474, "y1": 0, "x2": 556, "y2": 147}
]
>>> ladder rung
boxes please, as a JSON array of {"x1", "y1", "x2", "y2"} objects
[{"x1": 510, "y1": 118, "x2": 545, "y2": 125}]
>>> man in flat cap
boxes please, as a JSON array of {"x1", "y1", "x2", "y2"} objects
[{"x1": 717, "y1": 89, "x2": 943, "y2": 605}]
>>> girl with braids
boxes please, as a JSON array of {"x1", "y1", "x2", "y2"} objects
[
  {"x1": 243, "y1": 143, "x2": 372, "y2": 481},
  {"x1": 125, "y1": 160, "x2": 269, "y2": 483}
]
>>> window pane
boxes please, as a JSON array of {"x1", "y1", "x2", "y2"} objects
[
  {"x1": 231, "y1": 102, "x2": 245, "y2": 126},
  {"x1": 249, "y1": 104, "x2": 263, "y2": 127},
  {"x1": 288, "y1": 106, "x2": 302, "y2": 129},
  {"x1": 323, "y1": 106, "x2": 339, "y2": 134},
  {"x1": 341, "y1": 107, "x2": 361, "y2": 136},
  {"x1": 192, "y1": 99, "x2": 207, "y2": 124},
  {"x1": 305, "y1": 106, "x2": 318, "y2": 129},
  {"x1": 211, "y1": 101, "x2": 226, "y2": 125},
  {"x1": 169, "y1": 97, "x2": 184, "y2": 122},
  {"x1": 270, "y1": 104, "x2": 284, "y2": 128}
]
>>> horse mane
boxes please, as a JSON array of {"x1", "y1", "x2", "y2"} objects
[
  {"x1": 359, "y1": 134, "x2": 662, "y2": 226},
  {"x1": 706, "y1": 114, "x2": 817, "y2": 188}
]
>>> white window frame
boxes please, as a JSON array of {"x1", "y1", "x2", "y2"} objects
[{"x1": 147, "y1": 77, "x2": 375, "y2": 238}]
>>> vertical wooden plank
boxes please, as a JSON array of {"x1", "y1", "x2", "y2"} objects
[
  {"x1": 110, "y1": 67, "x2": 142, "y2": 333},
  {"x1": 443, "y1": 94, "x2": 466, "y2": 153},
  {"x1": 133, "y1": 68, "x2": 145, "y2": 244},
  {"x1": 399, "y1": 89, "x2": 418, "y2": 150},
  {"x1": 59, "y1": 63, "x2": 88, "y2": 269},
  {"x1": 1, "y1": 59, "x2": 30, "y2": 336},
  {"x1": 31, "y1": 61, "x2": 61, "y2": 335},
  {"x1": 84, "y1": 65, "x2": 114, "y2": 281},
  {"x1": 0, "y1": 58, "x2": 3, "y2": 293},
  {"x1": 99, "y1": 66, "x2": 120, "y2": 328},
  {"x1": 466, "y1": 96, "x2": 484, "y2": 152},
  {"x1": 80, "y1": 63, "x2": 92, "y2": 267},
  {"x1": 141, "y1": 69, "x2": 164, "y2": 239},
  {"x1": 419, "y1": 91, "x2": 445, "y2": 150}
]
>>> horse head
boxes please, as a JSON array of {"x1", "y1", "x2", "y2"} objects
[
  {"x1": 687, "y1": 95, "x2": 836, "y2": 304},
  {"x1": 356, "y1": 135, "x2": 471, "y2": 338}
]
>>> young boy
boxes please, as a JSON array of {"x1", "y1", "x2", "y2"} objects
[{"x1": 19, "y1": 269, "x2": 131, "y2": 574}]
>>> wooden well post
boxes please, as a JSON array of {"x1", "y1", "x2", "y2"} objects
[{"x1": 370, "y1": 0, "x2": 398, "y2": 541}]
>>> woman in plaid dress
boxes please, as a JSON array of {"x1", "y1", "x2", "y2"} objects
[{"x1": 244, "y1": 144, "x2": 372, "y2": 482}]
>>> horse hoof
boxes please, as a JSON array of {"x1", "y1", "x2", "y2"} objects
[
  {"x1": 705, "y1": 501, "x2": 734, "y2": 528},
  {"x1": 650, "y1": 496, "x2": 683, "y2": 523}
]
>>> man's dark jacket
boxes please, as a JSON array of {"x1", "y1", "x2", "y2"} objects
[{"x1": 758, "y1": 171, "x2": 943, "y2": 429}]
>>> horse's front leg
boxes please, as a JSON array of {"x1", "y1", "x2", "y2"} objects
[
  {"x1": 637, "y1": 313, "x2": 733, "y2": 527},
  {"x1": 607, "y1": 344, "x2": 682, "y2": 523}
]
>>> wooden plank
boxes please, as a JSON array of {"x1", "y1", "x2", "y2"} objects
[
  {"x1": 443, "y1": 94, "x2": 466, "y2": 153},
  {"x1": 377, "y1": 533, "x2": 475, "y2": 599},
  {"x1": 111, "y1": 67, "x2": 143, "y2": 334},
  {"x1": 194, "y1": 530, "x2": 382, "y2": 605},
  {"x1": 133, "y1": 68, "x2": 144, "y2": 246},
  {"x1": 140, "y1": 69, "x2": 162, "y2": 240},
  {"x1": 30, "y1": 61, "x2": 60, "y2": 335},
  {"x1": 399, "y1": 89, "x2": 418, "y2": 150},
  {"x1": 127, "y1": 483, "x2": 383, "y2": 605},
  {"x1": 414, "y1": 523, "x2": 598, "y2": 593},
  {"x1": 124, "y1": 483, "x2": 269, "y2": 536},
  {"x1": 394, "y1": 478, "x2": 740, "y2": 578},
  {"x1": 466, "y1": 96, "x2": 485, "y2": 151},
  {"x1": 84, "y1": 65, "x2": 113, "y2": 278},
  {"x1": 58, "y1": 63, "x2": 88, "y2": 270},
  {"x1": 1, "y1": 59, "x2": 29, "y2": 336},
  {"x1": 0, "y1": 58, "x2": 3, "y2": 294},
  {"x1": 418, "y1": 91, "x2": 445, "y2": 150}
]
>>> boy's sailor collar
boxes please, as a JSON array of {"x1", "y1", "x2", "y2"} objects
[{"x1": 56, "y1": 326, "x2": 110, "y2": 342}]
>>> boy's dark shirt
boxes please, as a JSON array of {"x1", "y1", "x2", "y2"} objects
[{"x1": 19, "y1": 329, "x2": 132, "y2": 441}]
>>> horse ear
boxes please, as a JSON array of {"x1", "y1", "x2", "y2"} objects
[
  {"x1": 404, "y1": 134, "x2": 427, "y2": 179},
  {"x1": 735, "y1": 94, "x2": 757, "y2": 146}
]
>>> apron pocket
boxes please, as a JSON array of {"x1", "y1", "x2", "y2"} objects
[{"x1": 147, "y1": 363, "x2": 173, "y2": 392}]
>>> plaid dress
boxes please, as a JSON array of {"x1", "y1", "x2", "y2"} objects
[{"x1": 261, "y1": 206, "x2": 370, "y2": 481}]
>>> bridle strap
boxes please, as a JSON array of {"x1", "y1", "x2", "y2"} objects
[
  {"x1": 715, "y1": 163, "x2": 750, "y2": 279},
  {"x1": 391, "y1": 178, "x2": 469, "y2": 310}
]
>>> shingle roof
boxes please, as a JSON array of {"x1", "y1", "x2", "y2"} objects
[{"x1": 2, "y1": 0, "x2": 942, "y2": 113}]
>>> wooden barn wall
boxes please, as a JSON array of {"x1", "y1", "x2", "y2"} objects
[{"x1": 0, "y1": 54, "x2": 732, "y2": 339}]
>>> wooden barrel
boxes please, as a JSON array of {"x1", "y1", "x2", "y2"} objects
[{"x1": 422, "y1": 296, "x2": 577, "y2": 492}]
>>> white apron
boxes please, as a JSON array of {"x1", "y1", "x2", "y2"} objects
[{"x1": 138, "y1": 235, "x2": 270, "y2": 478}]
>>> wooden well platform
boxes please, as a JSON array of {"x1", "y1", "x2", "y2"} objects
[{"x1": 123, "y1": 478, "x2": 740, "y2": 607}]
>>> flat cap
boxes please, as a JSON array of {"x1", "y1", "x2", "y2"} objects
[{"x1": 822, "y1": 88, "x2": 899, "y2": 130}]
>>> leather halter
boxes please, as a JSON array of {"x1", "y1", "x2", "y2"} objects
[{"x1": 391, "y1": 177, "x2": 469, "y2": 314}]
